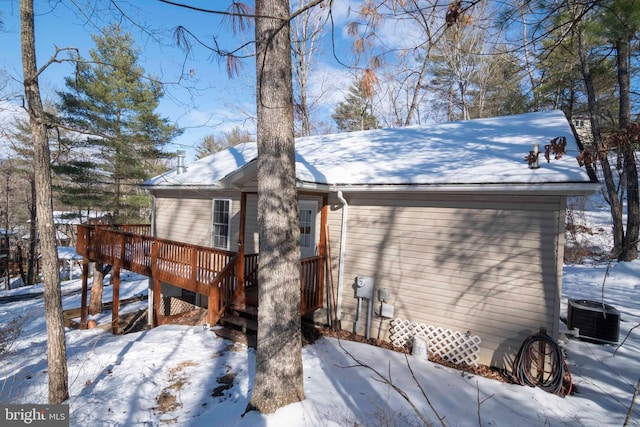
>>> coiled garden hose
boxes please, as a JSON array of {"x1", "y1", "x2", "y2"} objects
[{"x1": 512, "y1": 331, "x2": 572, "y2": 396}]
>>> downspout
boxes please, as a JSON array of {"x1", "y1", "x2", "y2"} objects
[
  {"x1": 336, "y1": 190, "x2": 349, "y2": 328},
  {"x1": 150, "y1": 194, "x2": 156, "y2": 237},
  {"x1": 148, "y1": 194, "x2": 156, "y2": 327}
]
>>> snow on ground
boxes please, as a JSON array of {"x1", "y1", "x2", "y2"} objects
[{"x1": 1, "y1": 205, "x2": 639, "y2": 426}]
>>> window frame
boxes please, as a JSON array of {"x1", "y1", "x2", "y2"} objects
[
  {"x1": 298, "y1": 200, "x2": 318, "y2": 258},
  {"x1": 211, "y1": 198, "x2": 232, "y2": 250}
]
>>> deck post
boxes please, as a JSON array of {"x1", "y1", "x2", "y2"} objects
[
  {"x1": 152, "y1": 278, "x2": 161, "y2": 327},
  {"x1": 151, "y1": 240, "x2": 160, "y2": 327},
  {"x1": 80, "y1": 260, "x2": 89, "y2": 329},
  {"x1": 112, "y1": 266, "x2": 120, "y2": 334},
  {"x1": 208, "y1": 284, "x2": 219, "y2": 326},
  {"x1": 236, "y1": 192, "x2": 247, "y2": 304},
  {"x1": 190, "y1": 246, "x2": 198, "y2": 290}
]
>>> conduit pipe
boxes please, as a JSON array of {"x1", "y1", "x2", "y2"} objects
[
  {"x1": 148, "y1": 194, "x2": 157, "y2": 327},
  {"x1": 336, "y1": 191, "x2": 349, "y2": 328}
]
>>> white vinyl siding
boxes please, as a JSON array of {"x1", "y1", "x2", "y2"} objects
[
  {"x1": 153, "y1": 188, "x2": 567, "y2": 369},
  {"x1": 242, "y1": 196, "x2": 321, "y2": 257},
  {"x1": 245, "y1": 194, "x2": 259, "y2": 253},
  {"x1": 329, "y1": 192, "x2": 564, "y2": 368},
  {"x1": 153, "y1": 191, "x2": 241, "y2": 251}
]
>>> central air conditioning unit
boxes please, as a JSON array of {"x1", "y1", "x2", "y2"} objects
[{"x1": 567, "y1": 299, "x2": 620, "y2": 344}]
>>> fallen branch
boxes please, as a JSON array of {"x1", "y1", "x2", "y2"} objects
[
  {"x1": 476, "y1": 380, "x2": 494, "y2": 427},
  {"x1": 404, "y1": 353, "x2": 447, "y2": 427},
  {"x1": 624, "y1": 377, "x2": 640, "y2": 427},
  {"x1": 614, "y1": 323, "x2": 639, "y2": 357},
  {"x1": 336, "y1": 338, "x2": 445, "y2": 427}
]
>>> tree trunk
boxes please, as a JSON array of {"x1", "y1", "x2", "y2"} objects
[
  {"x1": 621, "y1": 147, "x2": 640, "y2": 261},
  {"x1": 16, "y1": 241, "x2": 26, "y2": 286},
  {"x1": 89, "y1": 262, "x2": 105, "y2": 315},
  {"x1": 616, "y1": 37, "x2": 639, "y2": 261},
  {"x1": 405, "y1": 50, "x2": 431, "y2": 126},
  {"x1": 577, "y1": 29, "x2": 625, "y2": 256},
  {"x1": 27, "y1": 175, "x2": 37, "y2": 285},
  {"x1": 20, "y1": 0, "x2": 69, "y2": 403},
  {"x1": 247, "y1": 0, "x2": 305, "y2": 414}
]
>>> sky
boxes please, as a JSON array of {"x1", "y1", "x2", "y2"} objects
[
  {"x1": 1, "y1": 190, "x2": 639, "y2": 426},
  {"x1": 0, "y1": 0, "x2": 359, "y2": 162}
]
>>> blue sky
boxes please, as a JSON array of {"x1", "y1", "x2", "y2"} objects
[{"x1": 0, "y1": 1, "x2": 357, "y2": 162}]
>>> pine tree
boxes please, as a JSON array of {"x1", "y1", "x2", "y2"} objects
[
  {"x1": 195, "y1": 135, "x2": 219, "y2": 159},
  {"x1": 195, "y1": 126, "x2": 252, "y2": 159},
  {"x1": 474, "y1": 46, "x2": 529, "y2": 118},
  {"x1": 332, "y1": 80, "x2": 379, "y2": 132},
  {"x1": 57, "y1": 25, "x2": 181, "y2": 222},
  {"x1": 7, "y1": 118, "x2": 42, "y2": 286}
]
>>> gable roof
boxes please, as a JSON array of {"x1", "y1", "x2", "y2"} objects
[{"x1": 144, "y1": 110, "x2": 597, "y2": 194}]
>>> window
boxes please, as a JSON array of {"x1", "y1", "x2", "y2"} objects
[
  {"x1": 212, "y1": 199, "x2": 232, "y2": 250},
  {"x1": 299, "y1": 207, "x2": 313, "y2": 249}
]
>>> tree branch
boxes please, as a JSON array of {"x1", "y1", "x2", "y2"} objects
[
  {"x1": 159, "y1": 0, "x2": 327, "y2": 23},
  {"x1": 32, "y1": 47, "x2": 79, "y2": 82}
]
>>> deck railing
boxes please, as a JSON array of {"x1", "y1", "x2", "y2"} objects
[
  {"x1": 244, "y1": 253, "x2": 259, "y2": 288},
  {"x1": 77, "y1": 225, "x2": 234, "y2": 296},
  {"x1": 301, "y1": 256, "x2": 323, "y2": 312},
  {"x1": 76, "y1": 224, "x2": 324, "y2": 324}
]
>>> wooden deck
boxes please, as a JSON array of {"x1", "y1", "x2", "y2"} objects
[{"x1": 76, "y1": 224, "x2": 324, "y2": 333}]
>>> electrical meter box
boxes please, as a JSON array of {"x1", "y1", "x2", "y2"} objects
[{"x1": 355, "y1": 276, "x2": 374, "y2": 299}]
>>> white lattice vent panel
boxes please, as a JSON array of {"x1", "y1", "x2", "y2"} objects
[{"x1": 389, "y1": 318, "x2": 481, "y2": 366}]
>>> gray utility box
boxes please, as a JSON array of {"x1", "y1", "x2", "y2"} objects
[{"x1": 355, "y1": 276, "x2": 374, "y2": 299}]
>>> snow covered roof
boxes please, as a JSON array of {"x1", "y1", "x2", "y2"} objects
[
  {"x1": 144, "y1": 110, "x2": 596, "y2": 193},
  {"x1": 20, "y1": 230, "x2": 69, "y2": 241},
  {"x1": 0, "y1": 101, "x2": 27, "y2": 160},
  {"x1": 53, "y1": 211, "x2": 106, "y2": 225},
  {"x1": 58, "y1": 246, "x2": 82, "y2": 260},
  {"x1": 144, "y1": 142, "x2": 259, "y2": 188}
]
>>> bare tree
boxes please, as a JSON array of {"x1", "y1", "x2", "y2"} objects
[
  {"x1": 291, "y1": 0, "x2": 329, "y2": 136},
  {"x1": 162, "y1": 0, "x2": 333, "y2": 412},
  {"x1": 20, "y1": 0, "x2": 68, "y2": 403},
  {"x1": 502, "y1": 0, "x2": 638, "y2": 260},
  {"x1": 397, "y1": 0, "x2": 443, "y2": 126},
  {"x1": 562, "y1": 0, "x2": 639, "y2": 261}
]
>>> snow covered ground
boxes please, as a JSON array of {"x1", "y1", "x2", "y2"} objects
[{"x1": 1, "y1": 201, "x2": 639, "y2": 426}]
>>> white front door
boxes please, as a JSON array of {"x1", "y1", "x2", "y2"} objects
[{"x1": 298, "y1": 200, "x2": 318, "y2": 258}]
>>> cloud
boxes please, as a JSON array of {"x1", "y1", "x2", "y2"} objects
[{"x1": 307, "y1": 63, "x2": 354, "y2": 107}]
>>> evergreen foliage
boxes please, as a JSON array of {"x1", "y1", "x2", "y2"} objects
[
  {"x1": 195, "y1": 126, "x2": 252, "y2": 159},
  {"x1": 477, "y1": 47, "x2": 529, "y2": 118},
  {"x1": 332, "y1": 80, "x2": 379, "y2": 132},
  {"x1": 56, "y1": 25, "x2": 181, "y2": 222}
]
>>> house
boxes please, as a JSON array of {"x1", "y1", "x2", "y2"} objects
[
  {"x1": 83, "y1": 110, "x2": 598, "y2": 369},
  {"x1": 53, "y1": 210, "x2": 108, "y2": 247},
  {"x1": 571, "y1": 116, "x2": 594, "y2": 149}
]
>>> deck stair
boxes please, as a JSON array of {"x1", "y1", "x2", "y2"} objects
[{"x1": 215, "y1": 303, "x2": 258, "y2": 347}]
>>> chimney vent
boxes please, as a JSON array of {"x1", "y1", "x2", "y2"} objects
[{"x1": 176, "y1": 150, "x2": 186, "y2": 174}]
